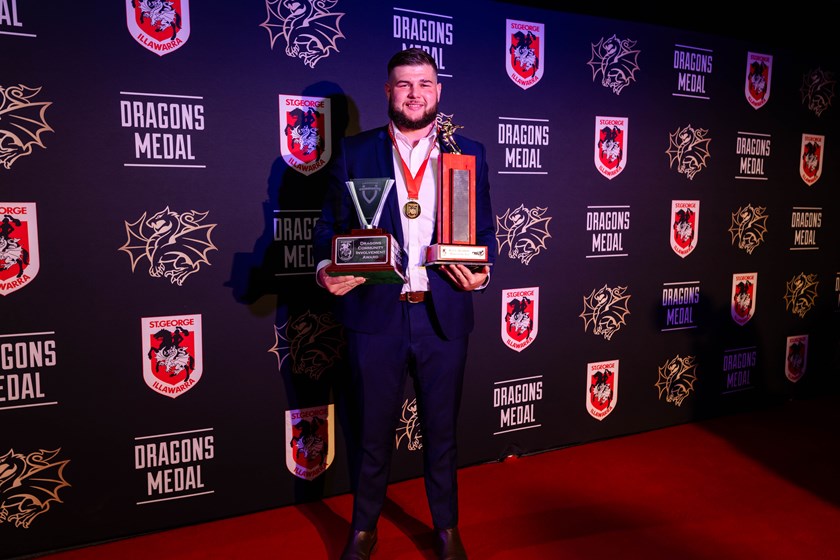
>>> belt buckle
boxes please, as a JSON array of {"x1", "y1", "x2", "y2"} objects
[{"x1": 406, "y1": 291, "x2": 424, "y2": 303}]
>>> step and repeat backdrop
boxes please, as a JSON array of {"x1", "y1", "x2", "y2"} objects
[{"x1": 3, "y1": 1, "x2": 838, "y2": 557}]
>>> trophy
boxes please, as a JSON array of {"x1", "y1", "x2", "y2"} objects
[
  {"x1": 424, "y1": 113, "x2": 492, "y2": 268},
  {"x1": 325, "y1": 177, "x2": 406, "y2": 284}
]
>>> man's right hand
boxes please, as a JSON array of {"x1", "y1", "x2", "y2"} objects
[{"x1": 318, "y1": 267, "x2": 366, "y2": 296}]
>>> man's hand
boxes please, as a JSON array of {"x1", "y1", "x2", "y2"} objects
[
  {"x1": 318, "y1": 267, "x2": 366, "y2": 296},
  {"x1": 441, "y1": 264, "x2": 489, "y2": 291}
]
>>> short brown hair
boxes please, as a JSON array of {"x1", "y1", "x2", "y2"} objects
[{"x1": 387, "y1": 48, "x2": 438, "y2": 76}]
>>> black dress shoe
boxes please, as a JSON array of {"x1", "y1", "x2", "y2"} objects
[
  {"x1": 340, "y1": 528, "x2": 377, "y2": 560},
  {"x1": 436, "y1": 527, "x2": 467, "y2": 560}
]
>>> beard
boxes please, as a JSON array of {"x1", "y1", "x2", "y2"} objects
[{"x1": 388, "y1": 101, "x2": 438, "y2": 131}]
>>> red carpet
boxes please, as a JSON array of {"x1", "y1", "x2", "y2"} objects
[{"x1": 29, "y1": 396, "x2": 840, "y2": 560}]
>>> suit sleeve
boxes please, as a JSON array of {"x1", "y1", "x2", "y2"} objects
[{"x1": 313, "y1": 138, "x2": 353, "y2": 264}]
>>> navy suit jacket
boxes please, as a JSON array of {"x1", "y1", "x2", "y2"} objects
[{"x1": 313, "y1": 125, "x2": 496, "y2": 340}]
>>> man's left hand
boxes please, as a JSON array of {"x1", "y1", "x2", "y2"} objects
[{"x1": 441, "y1": 264, "x2": 489, "y2": 291}]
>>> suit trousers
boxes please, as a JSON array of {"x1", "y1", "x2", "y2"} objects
[{"x1": 345, "y1": 298, "x2": 468, "y2": 531}]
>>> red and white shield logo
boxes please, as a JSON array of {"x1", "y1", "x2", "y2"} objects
[
  {"x1": 745, "y1": 52, "x2": 772, "y2": 109},
  {"x1": 506, "y1": 19, "x2": 544, "y2": 90},
  {"x1": 586, "y1": 359, "x2": 618, "y2": 421},
  {"x1": 670, "y1": 200, "x2": 699, "y2": 258},
  {"x1": 501, "y1": 287, "x2": 539, "y2": 352},
  {"x1": 731, "y1": 273, "x2": 757, "y2": 326},
  {"x1": 800, "y1": 133, "x2": 824, "y2": 186},
  {"x1": 125, "y1": 0, "x2": 190, "y2": 56},
  {"x1": 0, "y1": 202, "x2": 39, "y2": 296},
  {"x1": 141, "y1": 314, "x2": 202, "y2": 398},
  {"x1": 594, "y1": 116, "x2": 627, "y2": 179},
  {"x1": 285, "y1": 404, "x2": 335, "y2": 480},
  {"x1": 279, "y1": 94, "x2": 332, "y2": 176},
  {"x1": 784, "y1": 334, "x2": 808, "y2": 383}
]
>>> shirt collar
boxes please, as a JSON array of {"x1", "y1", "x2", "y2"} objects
[{"x1": 390, "y1": 122, "x2": 438, "y2": 149}]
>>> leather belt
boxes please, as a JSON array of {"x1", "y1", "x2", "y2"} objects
[{"x1": 399, "y1": 291, "x2": 428, "y2": 303}]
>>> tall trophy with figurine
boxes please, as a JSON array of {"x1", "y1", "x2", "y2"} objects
[{"x1": 424, "y1": 113, "x2": 492, "y2": 268}]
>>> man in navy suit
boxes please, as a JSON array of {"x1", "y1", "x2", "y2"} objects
[{"x1": 313, "y1": 48, "x2": 494, "y2": 560}]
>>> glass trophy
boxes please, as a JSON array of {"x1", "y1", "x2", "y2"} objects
[{"x1": 325, "y1": 177, "x2": 406, "y2": 284}]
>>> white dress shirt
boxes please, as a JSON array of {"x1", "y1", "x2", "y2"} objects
[{"x1": 389, "y1": 123, "x2": 439, "y2": 293}]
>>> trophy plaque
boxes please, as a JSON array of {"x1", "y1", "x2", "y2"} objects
[
  {"x1": 325, "y1": 177, "x2": 406, "y2": 284},
  {"x1": 425, "y1": 114, "x2": 492, "y2": 268}
]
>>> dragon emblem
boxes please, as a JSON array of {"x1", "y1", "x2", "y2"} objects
[
  {"x1": 801, "y1": 139, "x2": 822, "y2": 181},
  {"x1": 0, "y1": 85, "x2": 53, "y2": 170},
  {"x1": 132, "y1": 0, "x2": 182, "y2": 40},
  {"x1": 495, "y1": 204, "x2": 552, "y2": 265},
  {"x1": 0, "y1": 448, "x2": 71, "y2": 528},
  {"x1": 289, "y1": 416, "x2": 327, "y2": 468},
  {"x1": 733, "y1": 280, "x2": 754, "y2": 321},
  {"x1": 655, "y1": 355, "x2": 698, "y2": 407},
  {"x1": 729, "y1": 204, "x2": 768, "y2": 254},
  {"x1": 587, "y1": 34, "x2": 641, "y2": 95},
  {"x1": 748, "y1": 60, "x2": 769, "y2": 101},
  {"x1": 261, "y1": 0, "x2": 345, "y2": 68},
  {"x1": 510, "y1": 30, "x2": 539, "y2": 76},
  {"x1": 801, "y1": 67, "x2": 835, "y2": 117},
  {"x1": 505, "y1": 297, "x2": 533, "y2": 341},
  {"x1": 119, "y1": 207, "x2": 217, "y2": 286},
  {"x1": 580, "y1": 284, "x2": 631, "y2": 341},
  {"x1": 589, "y1": 368, "x2": 614, "y2": 407},
  {"x1": 666, "y1": 124, "x2": 712, "y2": 180},
  {"x1": 0, "y1": 214, "x2": 28, "y2": 279},
  {"x1": 269, "y1": 311, "x2": 345, "y2": 380},
  {"x1": 598, "y1": 125, "x2": 623, "y2": 169},
  {"x1": 396, "y1": 398, "x2": 422, "y2": 451},
  {"x1": 786, "y1": 338, "x2": 807, "y2": 382},
  {"x1": 148, "y1": 326, "x2": 194, "y2": 381},
  {"x1": 784, "y1": 272, "x2": 819, "y2": 318},
  {"x1": 673, "y1": 209, "x2": 695, "y2": 246}
]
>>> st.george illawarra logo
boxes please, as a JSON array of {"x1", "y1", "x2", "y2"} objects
[
  {"x1": 580, "y1": 284, "x2": 631, "y2": 341},
  {"x1": 0, "y1": 203, "x2": 39, "y2": 296},
  {"x1": 506, "y1": 19, "x2": 544, "y2": 90},
  {"x1": 666, "y1": 124, "x2": 711, "y2": 180},
  {"x1": 278, "y1": 95, "x2": 331, "y2": 175},
  {"x1": 269, "y1": 311, "x2": 345, "y2": 381},
  {"x1": 745, "y1": 52, "x2": 772, "y2": 109},
  {"x1": 785, "y1": 334, "x2": 808, "y2": 383},
  {"x1": 261, "y1": 0, "x2": 345, "y2": 68},
  {"x1": 655, "y1": 354, "x2": 698, "y2": 407},
  {"x1": 588, "y1": 35, "x2": 640, "y2": 95},
  {"x1": 141, "y1": 314, "x2": 202, "y2": 398},
  {"x1": 119, "y1": 207, "x2": 217, "y2": 286},
  {"x1": 670, "y1": 200, "x2": 699, "y2": 258},
  {"x1": 0, "y1": 84, "x2": 53, "y2": 170},
  {"x1": 731, "y1": 272, "x2": 757, "y2": 326},
  {"x1": 801, "y1": 68, "x2": 835, "y2": 117},
  {"x1": 784, "y1": 272, "x2": 819, "y2": 318},
  {"x1": 495, "y1": 204, "x2": 552, "y2": 265},
  {"x1": 594, "y1": 116, "x2": 627, "y2": 179},
  {"x1": 285, "y1": 404, "x2": 335, "y2": 481},
  {"x1": 0, "y1": 448, "x2": 70, "y2": 528},
  {"x1": 501, "y1": 287, "x2": 539, "y2": 352},
  {"x1": 800, "y1": 133, "x2": 824, "y2": 186},
  {"x1": 587, "y1": 359, "x2": 618, "y2": 421},
  {"x1": 396, "y1": 398, "x2": 422, "y2": 451},
  {"x1": 125, "y1": 0, "x2": 190, "y2": 56},
  {"x1": 729, "y1": 204, "x2": 768, "y2": 255}
]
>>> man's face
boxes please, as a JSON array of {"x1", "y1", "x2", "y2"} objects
[{"x1": 385, "y1": 63, "x2": 441, "y2": 132}]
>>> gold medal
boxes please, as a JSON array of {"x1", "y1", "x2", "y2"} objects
[{"x1": 404, "y1": 200, "x2": 421, "y2": 219}]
